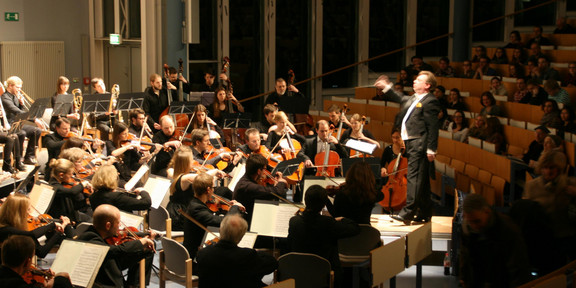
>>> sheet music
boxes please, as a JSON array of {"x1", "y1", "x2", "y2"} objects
[
  {"x1": 143, "y1": 176, "x2": 172, "y2": 209},
  {"x1": 274, "y1": 204, "x2": 300, "y2": 238},
  {"x1": 124, "y1": 164, "x2": 149, "y2": 191},
  {"x1": 120, "y1": 211, "x2": 144, "y2": 228},
  {"x1": 227, "y1": 163, "x2": 245, "y2": 192},
  {"x1": 203, "y1": 229, "x2": 258, "y2": 249},
  {"x1": 251, "y1": 201, "x2": 299, "y2": 238},
  {"x1": 28, "y1": 184, "x2": 55, "y2": 216},
  {"x1": 345, "y1": 139, "x2": 377, "y2": 155},
  {"x1": 51, "y1": 240, "x2": 109, "y2": 288}
]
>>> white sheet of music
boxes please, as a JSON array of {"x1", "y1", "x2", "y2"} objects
[
  {"x1": 345, "y1": 138, "x2": 377, "y2": 155},
  {"x1": 124, "y1": 164, "x2": 149, "y2": 191},
  {"x1": 50, "y1": 240, "x2": 109, "y2": 288},
  {"x1": 120, "y1": 211, "x2": 144, "y2": 229},
  {"x1": 28, "y1": 184, "x2": 55, "y2": 216},
  {"x1": 251, "y1": 201, "x2": 300, "y2": 238},
  {"x1": 143, "y1": 175, "x2": 172, "y2": 209},
  {"x1": 203, "y1": 228, "x2": 258, "y2": 249},
  {"x1": 227, "y1": 163, "x2": 245, "y2": 192}
]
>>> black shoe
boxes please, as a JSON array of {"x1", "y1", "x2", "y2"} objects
[
  {"x1": 391, "y1": 214, "x2": 412, "y2": 225},
  {"x1": 16, "y1": 162, "x2": 26, "y2": 171},
  {"x1": 23, "y1": 156, "x2": 37, "y2": 165},
  {"x1": 2, "y1": 165, "x2": 15, "y2": 174}
]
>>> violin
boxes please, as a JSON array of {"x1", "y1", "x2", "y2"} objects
[
  {"x1": 121, "y1": 133, "x2": 156, "y2": 151},
  {"x1": 105, "y1": 226, "x2": 140, "y2": 246},
  {"x1": 63, "y1": 178, "x2": 93, "y2": 200},
  {"x1": 23, "y1": 264, "x2": 54, "y2": 287},
  {"x1": 379, "y1": 149, "x2": 408, "y2": 212},
  {"x1": 206, "y1": 194, "x2": 232, "y2": 213},
  {"x1": 27, "y1": 213, "x2": 61, "y2": 231}
]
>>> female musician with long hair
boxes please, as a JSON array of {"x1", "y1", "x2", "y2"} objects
[
  {"x1": 0, "y1": 194, "x2": 73, "y2": 258},
  {"x1": 209, "y1": 86, "x2": 244, "y2": 127},
  {"x1": 166, "y1": 146, "x2": 228, "y2": 230},
  {"x1": 380, "y1": 128, "x2": 405, "y2": 182},
  {"x1": 265, "y1": 111, "x2": 305, "y2": 154},
  {"x1": 326, "y1": 161, "x2": 383, "y2": 224},
  {"x1": 339, "y1": 113, "x2": 380, "y2": 150},
  {"x1": 191, "y1": 104, "x2": 224, "y2": 139},
  {"x1": 89, "y1": 164, "x2": 151, "y2": 212},
  {"x1": 51, "y1": 76, "x2": 80, "y2": 131},
  {"x1": 48, "y1": 158, "x2": 92, "y2": 223}
]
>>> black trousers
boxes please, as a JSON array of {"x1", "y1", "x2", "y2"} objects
[
  {"x1": 0, "y1": 132, "x2": 20, "y2": 167},
  {"x1": 16, "y1": 123, "x2": 41, "y2": 157},
  {"x1": 399, "y1": 137, "x2": 432, "y2": 219}
]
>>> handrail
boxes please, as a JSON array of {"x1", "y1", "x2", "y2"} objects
[{"x1": 239, "y1": 0, "x2": 558, "y2": 104}]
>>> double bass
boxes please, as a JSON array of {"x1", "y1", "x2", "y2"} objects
[{"x1": 379, "y1": 149, "x2": 408, "y2": 213}]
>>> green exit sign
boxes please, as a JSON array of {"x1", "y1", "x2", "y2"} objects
[{"x1": 4, "y1": 12, "x2": 19, "y2": 22}]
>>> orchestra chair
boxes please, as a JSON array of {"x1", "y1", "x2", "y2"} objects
[
  {"x1": 337, "y1": 224, "x2": 382, "y2": 288},
  {"x1": 148, "y1": 206, "x2": 184, "y2": 240},
  {"x1": 159, "y1": 237, "x2": 198, "y2": 288},
  {"x1": 74, "y1": 222, "x2": 92, "y2": 237},
  {"x1": 276, "y1": 252, "x2": 334, "y2": 288},
  {"x1": 266, "y1": 279, "x2": 295, "y2": 288}
]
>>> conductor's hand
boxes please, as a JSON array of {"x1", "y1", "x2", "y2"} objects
[{"x1": 374, "y1": 75, "x2": 392, "y2": 91}]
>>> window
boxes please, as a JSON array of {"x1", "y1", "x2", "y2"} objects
[
  {"x1": 416, "y1": 0, "x2": 449, "y2": 57},
  {"x1": 514, "y1": 0, "x2": 556, "y2": 26},
  {"x1": 369, "y1": 0, "x2": 405, "y2": 72},
  {"x1": 472, "y1": 0, "x2": 504, "y2": 41}
]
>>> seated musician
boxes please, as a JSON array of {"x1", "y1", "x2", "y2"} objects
[
  {"x1": 151, "y1": 116, "x2": 182, "y2": 177},
  {"x1": 265, "y1": 78, "x2": 308, "y2": 122},
  {"x1": 107, "y1": 122, "x2": 160, "y2": 184},
  {"x1": 47, "y1": 158, "x2": 93, "y2": 223},
  {"x1": 183, "y1": 172, "x2": 244, "y2": 260},
  {"x1": 50, "y1": 76, "x2": 80, "y2": 131},
  {"x1": 339, "y1": 113, "x2": 381, "y2": 153},
  {"x1": 325, "y1": 162, "x2": 384, "y2": 224},
  {"x1": 233, "y1": 154, "x2": 288, "y2": 227},
  {"x1": 301, "y1": 120, "x2": 349, "y2": 174},
  {"x1": 128, "y1": 108, "x2": 154, "y2": 138},
  {"x1": 0, "y1": 110, "x2": 24, "y2": 173},
  {"x1": 166, "y1": 146, "x2": 229, "y2": 230},
  {"x1": 265, "y1": 111, "x2": 304, "y2": 154},
  {"x1": 143, "y1": 73, "x2": 170, "y2": 132},
  {"x1": 380, "y1": 128, "x2": 405, "y2": 185},
  {"x1": 196, "y1": 214, "x2": 277, "y2": 288},
  {"x1": 58, "y1": 147, "x2": 96, "y2": 180},
  {"x1": 1, "y1": 76, "x2": 43, "y2": 165},
  {"x1": 44, "y1": 118, "x2": 103, "y2": 180},
  {"x1": 238, "y1": 128, "x2": 266, "y2": 155},
  {"x1": 0, "y1": 235, "x2": 73, "y2": 288},
  {"x1": 208, "y1": 87, "x2": 244, "y2": 127},
  {"x1": 287, "y1": 185, "x2": 359, "y2": 287},
  {"x1": 190, "y1": 128, "x2": 238, "y2": 173},
  {"x1": 327, "y1": 104, "x2": 351, "y2": 132},
  {"x1": 89, "y1": 164, "x2": 151, "y2": 212},
  {"x1": 259, "y1": 104, "x2": 278, "y2": 141},
  {"x1": 191, "y1": 104, "x2": 225, "y2": 139},
  {"x1": 77, "y1": 204, "x2": 155, "y2": 288},
  {"x1": 0, "y1": 194, "x2": 74, "y2": 258}
]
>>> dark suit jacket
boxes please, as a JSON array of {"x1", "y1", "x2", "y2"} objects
[
  {"x1": 77, "y1": 226, "x2": 148, "y2": 288},
  {"x1": 233, "y1": 175, "x2": 287, "y2": 227},
  {"x1": 386, "y1": 90, "x2": 440, "y2": 152},
  {"x1": 197, "y1": 240, "x2": 278, "y2": 288},
  {"x1": 89, "y1": 188, "x2": 152, "y2": 212},
  {"x1": 299, "y1": 137, "x2": 348, "y2": 162},
  {"x1": 1, "y1": 92, "x2": 25, "y2": 124}
]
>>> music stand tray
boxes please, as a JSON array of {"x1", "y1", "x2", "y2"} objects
[
  {"x1": 271, "y1": 157, "x2": 305, "y2": 177},
  {"x1": 168, "y1": 101, "x2": 197, "y2": 115},
  {"x1": 28, "y1": 98, "x2": 51, "y2": 120},
  {"x1": 52, "y1": 95, "x2": 74, "y2": 116},
  {"x1": 117, "y1": 93, "x2": 145, "y2": 111},
  {"x1": 345, "y1": 139, "x2": 377, "y2": 156},
  {"x1": 223, "y1": 113, "x2": 252, "y2": 129}
]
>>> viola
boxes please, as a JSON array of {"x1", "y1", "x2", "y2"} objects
[
  {"x1": 206, "y1": 194, "x2": 232, "y2": 213},
  {"x1": 27, "y1": 214, "x2": 60, "y2": 231},
  {"x1": 238, "y1": 146, "x2": 282, "y2": 169},
  {"x1": 121, "y1": 133, "x2": 156, "y2": 151},
  {"x1": 259, "y1": 169, "x2": 279, "y2": 186},
  {"x1": 379, "y1": 150, "x2": 408, "y2": 212},
  {"x1": 190, "y1": 160, "x2": 216, "y2": 173},
  {"x1": 63, "y1": 179, "x2": 93, "y2": 200},
  {"x1": 23, "y1": 264, "x2": 54, "y2": 287}
]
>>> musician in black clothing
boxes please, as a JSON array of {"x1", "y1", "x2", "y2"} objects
[
  {"x1": 143, "y1": 74, "x2": 173, "y2": 132},
  {"x1": 151, "y1": 116, "x2": 182, "y2": 177},
  {"x1": 128, "y1": 108, "x2": 154, "y2": 138},
  {"x1": 165, "y1": 66, "x2": 191, "y2": 96}
]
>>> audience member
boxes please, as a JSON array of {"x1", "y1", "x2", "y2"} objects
[
  {"x1": 473, "y1": 56, "x2": 498, "y2": 79},
  {"x1": 471, "y1": 45, "x2": 487, "y2": 63},
  {"x1": 527, "y1": 43, "x2": 546, "y2": 65},
  {"x1": 508, "y1": 62, "x2": 525, "y2": 78},
  {"x1": 504, "y1": 30, "x2": 524, "y2": 49},
  {"x1": 524, "y1": 78, "x2": 549, "y2": 106},
  {"x1": 510, "y1": 47, "x2": 527, "y2": 65},
  {"x1": 489, "y1": 76, "x2": 508, "y2": 96},
  {"x1": 525, "y1": 59, "x2": 538, "y2": 80},
  {"x1": 559, "y1": 107, "x2": 576, "y2": 139},
  {"x1": 459, "y1": 60, "x2": 475, "y2": 79},
  {"x1": 563, "y1": 62, "x2": 576, "y2": 87},
  {"x1": 525, "y1": 25, "x2": 554, "y2": 48},
  {"x1": 446, "y1": 88, "x2": 467, "y2": 111},
  {"x1": 468, "y1": 115, "x2": 487, "y2": 140},
  {"x1": 460, "y1": 193, "x2": 531, "y2": 288},
  {"x1": 404, "y1": 55, "x2": 434, "y2": 79},
  {"x1": 397, "y1": 69, "x2": 412, "y2": 87},
  {"x1": 491, "y1": 47, "x2": 508, "y2": 64},
  {"x1": 554, "y1": 17, "x2": 576, "y2": 34},
  {"x1": 435, "y1": 57, "x2": 455, "y2": 77},
  {"x1": 539, "y1": 99, "x2": 563, "y2": 129},
  {"x1": 523, "y1": 125, "x2": 549, "y2": 168},
  {"x1": 534, "y1": 56, "x2": 560, "y2": 84},
  {"x1": 513, "y1": 77, "x2": 530, "y2": 103},
  {"x1": 447, "y1": 110, "x2": 469, "y2": 143},
  {"x1": 484, "y1": 117, "x2": 507, "y2": 154},
  {"x1": 544, "y1": 80, "x2": 570, "y2": 105},
  {"x1": 479, "y1": 92, "x2": 503, "y2": 117}
]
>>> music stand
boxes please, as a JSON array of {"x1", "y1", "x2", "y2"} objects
[
  {"x1": 223, "y1": 112, "x2": 252, "y2": 129},
  {"x1": 82, "y1": 94, "x2": 111, "y2": 115},
  {"x1": 200, "y1": 92, "x2": 215, "y2": 107},
  {"x1": 15, "y1": 165, "x2": 41, "y2": 194},
  {"x1": 345, "y1": 139, "x2": 377, "y2": 157},
  {"x1": 271, "y1": 157, "x2": 305, "y2": 178},
  {"x1": 168, "y1": 101, "x2": 197, "y2": 115},
  {"x1": 52, "y1": 95, "x2": 74, "y2": 116},
  {"x1": 117, "y1": 93, "x2": 145, "y2": 111},
  {"x1": 28, "y1": 98, "x2": 51, "y2": 121}
]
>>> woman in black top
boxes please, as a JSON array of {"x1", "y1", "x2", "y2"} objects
[
  {"x1": 340, "y1": 113, "x2": 380, "y2": 155},
  {"x1": 380, "y1": 128, "x2": 405, "y2": 184},
  {"x1": 89, "y1": 164, "x2": 151, "y2": 212},
  {"x1": 326, "y1": 161, "x2": 383, "y2": 224},
  {"x1": 48, "y1": 158, "x2": 92, "y2": 223},
  {"x1": 208, "y1": 86, "x2": 244, "y2": 127},
  {"x1": 560, "y1": 107, "x2": 576, "y2": 139},
  {"x1": 0, "y1": 194, "x2": 73, "y2": 258}
]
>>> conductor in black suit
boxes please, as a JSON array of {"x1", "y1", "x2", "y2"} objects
[{"x1": 374, "y1": 71, "x2": 441, "y2": 224}]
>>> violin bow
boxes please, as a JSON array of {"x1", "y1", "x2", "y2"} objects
[{"x1": 269, "y1": 192, "x2": 303, "y2": 211}]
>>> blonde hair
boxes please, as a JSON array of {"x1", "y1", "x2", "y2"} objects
[
  {"x1": 5, "y1": 76, "x2": 23, "y2": 87},
  {"x1": 59, "y1": 147, "x2": 87, "y2": 164},
  {"x1": 0, "y1": 194, "x2": 30, "y2": 230},
  {"x1": 273, "y1": 111, "x2": 288, "y2": 123},
  {"x1": 91, "y1": 165, "x2": 119, "y2": 191},
  {"x1": 49, "y1": 158, "x2": 75, "y2": 180},
  {"x1": 168, "y1": 146, "x2": 195, "y2": 195}
]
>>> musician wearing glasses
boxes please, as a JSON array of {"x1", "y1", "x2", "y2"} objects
[
  {"x1": 128, "y1": 108, "x2": 154, "y2": 138},
  {"x1": 1, "y1": 76, "x2": 43, "y2": 165}
]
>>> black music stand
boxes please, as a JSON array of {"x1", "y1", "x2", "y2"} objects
[
  {"x1": 117, "y1": 93, "x2": 145, "y2": 111},
  {"x1": 200, "y1": 92, "x2": 215, "y2": 107},
  {"x1": 15, "y1": 165, "x2": 41, "y2": 194},
  {"x1": 52, "y1": 95, "x2": 74, "y2": 117},
  {"x1": 223, "y1": 112, "x2": 252, "y2": 129},
  {"x1": 27, "y1": 98, "x2": 51, "y2": 121},
  {"x1": 271, "y1": 157, "x2": 305, "y2": 178},
  {"x1": 169, "y1": 101, "x2": 197, "y2": 115},
  {"x1": 341, "y1": 157, "x2": 381, "y2": 180},
  {"x1": 82, "y1": 94, "x2": 111, "y2": 115}
]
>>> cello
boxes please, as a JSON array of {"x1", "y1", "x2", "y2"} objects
[
  {"x1": 378, "y1": 149, "x2": 408, "y2": 213},
  {"x1": 314, "y1": 126, "x2": 340, "y2": 177}
]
